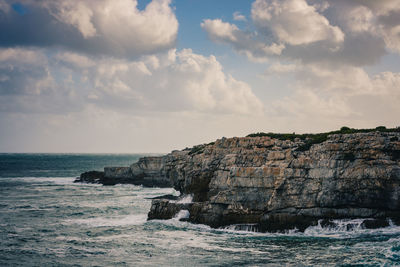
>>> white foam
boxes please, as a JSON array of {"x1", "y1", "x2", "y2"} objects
[
  {"x1": 176, "y1": 194, "x2": 193, "y2": 204},
  {"x1": 4, "y1": 177, "x2": 76, "y2": 185},
  {"x1": 221, "y1": 224, "x2": 259, "y2": 233},
  {"x1": 174, "y1": 210, "x2": 190, "y2": 220},
  {"x1": 150, "y1": 217, "x2": 213, "y2": 232},
  {"x1": 64, "y1": 214, "x2": 147, "y2": 227},
  {"x1": 303, "y1": 219, "x2": 400, "y2": 239},
  {"x1": 150, "y1": 217, "x2": 400, "y2": 239}
]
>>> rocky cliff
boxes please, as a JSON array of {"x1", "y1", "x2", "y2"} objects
[
  {"x1": 148, "y1": 131, "x2": 400, "y2": 231},
  {"x1": 75, "y1": 156, "x2": 171, "y2": 187}
]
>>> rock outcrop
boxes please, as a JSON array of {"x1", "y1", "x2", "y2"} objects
[
  {"x1": 148, "y1": 131, "x2": 400, "y2": 231},
  {"x1": 74, "y1": 170, "x2": 105, "y2": 184},
  {"x1": 75, "y1": 157, "x2": 171, "y2": 187}
]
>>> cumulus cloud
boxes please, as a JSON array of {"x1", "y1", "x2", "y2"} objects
[
  {"x1": 202, "y1": 0, "x2": 346, "y2": 63},
  {"x1": 0, "y1": 46, "x2": 264, "y2": 152},
  {"x1": 0, "y1": 0, "x2": 178, "y2": 58},
  {"x1": 201, "y1": 19, "x2": 284, "y2": 62},
  {"x1": 265, "y1": 62, "x2": 299, "y2": 75},
  {"x1": 0, "y1": 48, "x2": 88, "y2": 114},
  {"x1": 0, "y1": 48, "x2": 49, "y2": 97},
  {"x1": 251, "y1": 0, "x2": 344, "y2": 45},
  {"x1": 202, "y1": 0, "x2": 400, "y2": 66},
  {"x1": 325, "y1": 0, "x2": 400, "y2": 54},
  {"x1": 268, "y1": 63, "x2": 400, "y2": 129},
  {"x1": 0, "y1": 48, "x2": 263, "y2": 115},
  {"x1": 233, "y1": 11, "x2": 246, "y2": 21}
]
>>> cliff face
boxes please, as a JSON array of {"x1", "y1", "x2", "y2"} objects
[
  {"x1": 128, "y1": 156, "x2": 170, "y2": 187},
  {"x1": 149, "y1": 132, "x2": 400, "y2": 231},
  {"x1": 76, "y1": 156, "x2": 171, "y2": 187}
]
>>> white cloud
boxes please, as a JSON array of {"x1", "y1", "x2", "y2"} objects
[
  {"x1": 0, "y1": 48, "x2": 55, "y2": 99},
  {"x1": 0, "y1": 0, "x2": 178, "y2": 58},
  {"x1": 45, "y1": 1, "x2": 97, "y2": 38},
  {"x1": 265, "y1": 62, "x2": 299, "y2": 75},
  {"x1": 201, "y1": 19, "x2": 239, "y2": 43},
  {"x1": 0, "y1": 48, "x2": 263, "y2": 115},
  {"x1": 201, "y1": 0, "x2": 354, "y2": 64},
  {"x1": 201, "y1": 19, "x2": 284, "y2": 62},
  {"x1": 355, "y1": 0, "x2": 400, "y2": 16},
  {"x1": 202, "y1": 0, "x2": 400, "y2": 66},
  {"x1": 0, "y1": 0, "x2": 10, "y2": 13},
  {"x1": 251, "y1": 0, "x2": 344, "y2": 45},
  {"x1": 2, "y1": 0, "x2": 400, "y2": 153},
  {"x1": 233, "y1": 11, "x2": 246, "y2": 21},
  {"x1": 56, "y1": 52, "x2": 95, "y2": 68},
  {"x1": 91, "y1": 49, "x2": 264, "y2": 114},
  {"x1": 0, "y1": 48, "x2": 46, "y2": 65},
  {"x1": 269, "y1": 63, "x2": 400, "y2": 128},
  {"x1": 326, "y1": 0, "x2": 400, "y2": 54},
  {"x1": 342, "y1": 6, "x2": 374, "y2": 33},
  {"x1": 0, "y1": 46, "x2": 265, "y2": 152}
]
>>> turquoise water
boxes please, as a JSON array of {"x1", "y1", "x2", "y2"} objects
[{"x1": 1, "y1": 154, "x2": 400, "y2": 266}]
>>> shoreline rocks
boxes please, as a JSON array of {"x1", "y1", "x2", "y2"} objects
[
  {"x1": 74, "y1": 157, "x2": 171, "y2": 187},
  {"x1": 76, "y1": 131, "x2": 400, "y2": 232},
  {"x1": 74, "y1": 170, "x2": 105, "y2": 184},
  {"x1": 147, "y1": 131, "x2": 400, "y2": 232}
]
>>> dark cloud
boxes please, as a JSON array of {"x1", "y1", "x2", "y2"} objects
[
  {"x1": 0, "y1": 0, "x2": 178, "y2": 59},
  {"x1": 282, "y1": 33, "x2": 386, "y2": 67},
  {"x1": 202, "y1": 0, "x2": 400, "y2": 67}
]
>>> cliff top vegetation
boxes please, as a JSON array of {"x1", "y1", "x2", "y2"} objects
[{"x1": 247, "y1": 126, "x2": 400, "y2": 151}]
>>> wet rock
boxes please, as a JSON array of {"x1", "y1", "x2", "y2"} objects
[
  {"x1": 77, "y1": 157, "x2": 172, "y2": 187},
  {"x1": 147, "y1": 199, "x2": 191, "y2": 220},
  {"x1": 74, "y1": 171, "x2": 104, "y2": 183},
  {"x1": 147, "y1": 131, "x2": 400, "y2": 232},
  {"x1": 148, "y1": 194, "x2": 179, "y2": 200}
]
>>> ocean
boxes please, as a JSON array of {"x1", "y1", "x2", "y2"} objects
[{"x1": 1, "y1": 154, "x2": 400, "y2": 266}]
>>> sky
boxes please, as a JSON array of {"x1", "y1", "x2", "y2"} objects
[{"x1": 0, "y1": 0, "x2": 400, "y2": 153}]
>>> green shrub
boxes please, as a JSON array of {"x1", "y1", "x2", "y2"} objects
[
  {"x1": 340, "y1": 126, "x2": 351, "y2": 132},
  {"x1": 189, "y1": 145, "x2": 205, "y2": 155},
  {"x1": 247, "y1": 126, "x2": 399, "y2": 151}
]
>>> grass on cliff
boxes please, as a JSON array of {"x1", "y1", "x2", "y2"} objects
[{"x1": 247, "y1": 126, "x2": 400, "y2": 151}]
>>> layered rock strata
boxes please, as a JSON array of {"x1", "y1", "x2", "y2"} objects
[
  {"x1": 75, "y1": 156, "x2": 171, "y2": 187},
  {"x1": 148, "y1": 132, "x2": 400, "y2": 231}
]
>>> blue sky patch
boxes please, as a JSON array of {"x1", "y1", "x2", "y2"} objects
[{"x1": 12, "y1": 3, "x2": 28, "y2": 15}]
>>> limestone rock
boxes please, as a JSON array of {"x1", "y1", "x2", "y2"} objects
[
  {"x1": 148, "y1": 131, "x2": 400, "y2": 231},
  {"x1": 77, "y1": 157, "x2": 171, "y2": 187}
]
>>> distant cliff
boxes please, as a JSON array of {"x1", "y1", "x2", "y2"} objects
[
  {"x1": 148, "y1": 130, "x2": 400, "y2": 231},
  {"x1": 75, "y1": 156, "x2": 170, "y2": 187}
]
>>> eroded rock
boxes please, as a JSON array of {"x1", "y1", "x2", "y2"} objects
[{"x1": 148, "y1": 131, "x2": 400, "y2": 232}]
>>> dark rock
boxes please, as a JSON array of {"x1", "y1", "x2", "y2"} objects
[
  {"x1": 147, "y1": 132, "x2": 400, "y2": 232},
  {"x1": 74, "y1": 171, "x2": 104, "y2": 183},
  {"x1": 77, "y1": 157, "x2": 172, "y2": 187},
  {"x1": 147, "y1": 200, "x2": 191, "y2": 220},
  {"x1": 148, "y1": 194, "x2": 179, "y2": 200},
  {"x1": 362, "y1": 219, "x2": 390, "y2": 229}
]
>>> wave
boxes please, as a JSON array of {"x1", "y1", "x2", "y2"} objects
[
  {"x1": 176, "y1": 194, "x2": 193, "y2": 204},
  {"x1": 63, "y1": 214, "x2": 148, "y2": 227},
  {"x1": 150, "y1": 216, "x2": 400, "y2": 239},
  {"x1": 0, "y1": 176, "x2": 77, "y2": 185}
]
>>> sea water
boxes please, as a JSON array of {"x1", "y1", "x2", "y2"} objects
[{"x1": 1, "y1": 154, "x2": 400, "y2": 266}]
